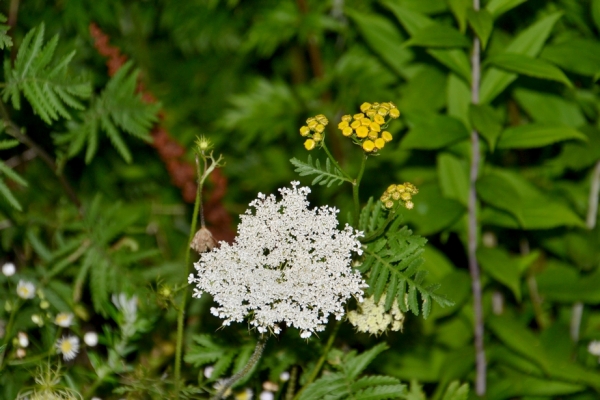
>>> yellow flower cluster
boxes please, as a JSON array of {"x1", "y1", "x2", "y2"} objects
[
  {"x1": 380, "y1": 182, "x2": 418, "y2": 210},
  {"x1": 299, "y1": 114, "x2": 328, "y2": 151},
  {"x1": 338, "y1": 102, "x2": 399, "y2": 153}
]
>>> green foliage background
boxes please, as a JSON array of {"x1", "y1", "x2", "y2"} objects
[{"x1": 1, "y1": 0, "x2": 600, "y2": 399}]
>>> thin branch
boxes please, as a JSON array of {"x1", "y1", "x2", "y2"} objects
[
  {"x1": 469, "y1": 0, "x2": 486, "y2": 395},
  {"x1": 0, "y1": 100, "x2": 82, "y2": 211}
]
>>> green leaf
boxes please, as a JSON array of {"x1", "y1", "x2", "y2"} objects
[
  {"x1": 401, "y1": 111, "x2": 469, "y2": 150},
  {"x1": 441, "y1": 381, "x2": 469, "y2": 400},
  {"x1": 536, "y1": 260, "x2": 600, "y2": 304},
  {"x1": 540, "y1": 38, "x2": 600, "y2": 77},
  {"x1": 0, "y1": 13, "x2": 12, "y2": 49},
  {"x1": 467, "y1": 9, "x2": 493, "y2": 49},
  {"x1": 593, "y1": 0, "x2": 600, "y2": 32},
  {"x1": 513, "y1": 88, "x2": 585, "y2": 128},
  {"x1": 447, "y1": 73, "x2": 471, "y2": 130},
  {"x1": 447, "y1": 0, "x2": 470, "y2": 32},
  {"x1": 345, "y1": 343, "x2": 389, "y2": 380},
  {"x1": 290, "y1": 155, "x2": 351, "y2": 187},
  {"x1": 405, "y1": 24, "x2": 470, "y2": 48},
  {"x1": 437, "y1": 153, "x2": 469, "y2": 207},
  {"x1": 0, "y1": 179, "x2": 22, "y2": 211},
  {"x1": 346, "y1": 9, "x2": 413, "y2": 77},
  {"x1": 480, "y1": 12, "x2": 563, "y2": 103},
  {"x1": 477, "y1": 247, "x2": 522, "y2": 301},
  {"x1": 485, "y1": 53, "x2": 572, "y2": 87},
  {"x1": 485, "y1": 0, "x2": 527, "y2": 18},
  {"x1": 497, "y1": 124, "x2": 587, "y2": 149},
  {"x1": 398, "y1": 65, "x2": 447, "y2": 113},
  {"x1": 427, "y1": 49, "x2": 471, "y2": 83},
  {"x1": 382, "y1": 1, "x2": 433, "y2": 35},
  {"x1": 469, "y1": 104, "x2": 503, "y2": 151},
  {"x1": 476, "y1": 171, "x2": 523, "y2": 224}
]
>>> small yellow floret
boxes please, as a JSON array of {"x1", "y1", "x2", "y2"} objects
[
  {"x1": 353, "y1": 113, "x2": 365, "y2": 120},
  {"x1": 370, "y1": 122, "x2": 381, "y2": 132},
  {"x1": 315, "y1": 114, "x2": 328, "y2": 125},
  {"x1": 392, "y1": 191, "x2": 401, "y2": 200},
  {"x1": 382, "y1": 131, "x2": 393, "y2": 142},
  {"x1": 389, "y1": 102, "x2": 397, "y2": 109},
  {"x1": 313, "y1": 132, "x2": 323, "y2": 142},
  {"x1": 338, "y1": 121, "x2": 349, "y2": 129},
  {"x1": 307, "y1": 120, "x2": 318, "y2": 130},
  {"x1": 401, "y1": 192, "x2": 412, "y2": 201},
  {"x1": 380, "y1": 194, "x2": 390, "y2": 202},
  {"x1": 385, "y1": 200, "x2": 395, "y2": 209},
  {"x1": 374, "y1": 115, "x2": 385, "y2": 124},
  {"x1": 306, "y1": 117, "x2": 315, "y2": 124},
  {"x1": 342, "y1": 127, "x2": 353, "y2": 137},
  {"x1": 389, "y1": 108, "x2": 400, "y2": 119},
  {"x1": 356, "y1": 126, "x2": 369, "y2": 138},
  {"x1": 363, "y1": 140, "x2": 375, "y2": 152},
  {"x1": 360, "y1": 118, "x2": 371, "y2": 126},
  {"x1": 387, "y1": 184, "x2": 397, "y2": 193},
  {"x1": 377, "y1": 108, "x2": 389, "y2": 116},
  {"x1": 342, "y1": 115, "x2": 352, "y2": 122},
  {"x1": 315, "y1": 123, "x2": 325, "y2": 133},
  {"x1": 300, "y1": 126, "x2": 310, "y2": 136},
  {"x1": 368, "y1": 130, "x2": 378, "y2": 140},
  {"x1": 375, "y1": 138, "x2": 385, "y2": 149},
  {"x1": 351, "y1": 120, "x2": 361, "y2": 129},
  {"x1": 360, "y1": 102, "x2": 372, "y2": 112},
  {"x1": 366, "y1": 110, "x2": 376, "y2": 118},
  {"x1": 304, "y1": 139, "x2": 316, "y2": 150},
  {"x1": 372, "y1": 102, "x2": 381, "y2": 109},
  {"x1": 405, "y1": 201, "x2": 414, "y2": 210}
]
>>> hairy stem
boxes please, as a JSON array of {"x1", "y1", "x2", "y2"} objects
[
  {"x1": 174, "y1": 157, "x2": 204, "y2": 397},
  {"x1": 293, "y1": 322, "x2": 340, "y2": 400},
  {"x1": 211, "y1": 336, "x2": 268, "y2": 400},
  {"x1": 353, "y1": 154, "x2": 367, "y2": 227},
  {"x1": 469, "y1": 1, "x2": 486, "y2": 395},
  {"x1": 0, "y1": 100, "x2": 82, "y2": 211}
]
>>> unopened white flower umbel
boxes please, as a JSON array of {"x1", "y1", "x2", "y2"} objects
[
  {"x1": 189, "y1": 182, "x2": 366, "y2": 338},
  {"x1": 16, "y1": 280, "x2": 36, "y2": 299},
  {"x1": 56, "y1": 336, "x2": 79, "y2": 361},
  {"x1": 54, "y1": 312, "x2": 74, "y2": 328}
]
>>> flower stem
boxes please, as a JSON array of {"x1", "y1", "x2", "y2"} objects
[
  {"x1": 0, "y1": 300, "x2": 20, "y2": 372},
  {"x1": 353, "y1": 154, "x2": 367, "y2": 227},
  {"x1": 211, "y1": 336, "x2": 268, "y2": 400},
  {"x1": 322, "y1": 142, "x2": 352, "y2": 181},
  {"x1": 293, "y1": 322, "x2": 340, "y2": 400},
  {"x1": 174, "y1": 156, "x2": 204, "y2": 397}
]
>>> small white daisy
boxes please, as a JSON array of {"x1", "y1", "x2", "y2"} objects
[
  {"x1": 84, "y1": 331, "x2": 98, "y2": 347},
  {"x1": 2, "y1": 262, "x2": 15, "y2": 276},
  {"x1": 16, "y1": 280, "x2": 35, "y2": 299},
  {"x1": 56, "y1": 336, "x2": 79, "y2": 361},
  {"x1": 54, "y1": 312, "x2": 74, "y2": 328}
]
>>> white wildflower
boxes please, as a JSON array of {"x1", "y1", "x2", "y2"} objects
[
  {"x1": 18, "y1": 331, "x2": 29, "y2": 348},
  {"x1": 589, "y1": 340, "x2": 600, "y2": 362},
  {"x1": 279, "y1": 371, "x2": 290, "y2": 381},
  {"x1": 259, "y1": 391, "x2": 274, "y2": 400},
  {"x1": 347, "y1": 294, "x2": 404, "y2": 335},
  {"x1": 54, "y1": 312, "x2": 74, "y2": 328},
  {"x1": 189, "y1": 182, "x2": 366, "y2": 338},
  {"x1": 235, "y1": 388, "x2": 253, "y2": 400},
  {"x1": 2, "y1": 262, "x2": 15, "y2": 276},
  {"x1": 56, "y1": 336, "x2": 79, "y2": 361},
  {"x1": 204, "y1": 365, "x2": 214, "y2": 378},
  {"x1": 84, "y1": 331, "x2": 98, "y2": 347},
  {"x1": 16, "y1": 280, "x2": 36, "y2": 299}
]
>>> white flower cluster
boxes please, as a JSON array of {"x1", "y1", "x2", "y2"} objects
[
  {"x1": 189, "y1": 182, "x2": 367, "y2": 338},
  {"x1": 347, "y1": 294, "x2": 404, "y2": 335}
]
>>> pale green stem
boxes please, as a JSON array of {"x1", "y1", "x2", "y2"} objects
[
  {"x1": 321, "y1": 142, "x2": 352, "y2": 181},
  {"x1": 353, "y1": 155, "x2": 367, "y2": 227},
  {"x1": 0, "y1": 300, "x2": 21, "y2": 371}
]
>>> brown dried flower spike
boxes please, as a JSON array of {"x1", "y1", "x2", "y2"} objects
[{"x1": 191, "y1": 227, "x2": 217, "y2": 254}]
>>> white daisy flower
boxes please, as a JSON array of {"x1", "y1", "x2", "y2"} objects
[
  {"x1": 17, "y1": 331, "x2": 29, "y2": 348},
  {"x1": 189, "y1": 182, "x2": 366, "y2": 338},
  {"x1": 2, "y1": 262, "x2": 15, "y2": 276},
  {"x1": 54, "y1": 312, "x2": 74, "y2": 328},
  {"x1": 16, "y1": 280, "x2": 36, "y2": 299},
  {"x1": 56, "y1": 336, "x2": 79, "y2": 361},
  {"x1": 84, "y1": 331, "x2": 99, "y2": 347}
]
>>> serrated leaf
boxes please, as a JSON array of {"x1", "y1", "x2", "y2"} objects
[{"x1": 290, "y1": 155, "x2": 350, "y2": 187}]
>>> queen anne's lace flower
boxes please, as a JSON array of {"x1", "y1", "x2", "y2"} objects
[{"x1": 189, "y1": 182, "x2": 366, "y2": 338}]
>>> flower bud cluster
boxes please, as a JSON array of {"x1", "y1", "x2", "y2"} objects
[
  {"x1": 299, "y1": 114, "x2": 329, "y2": 151},
  {"x1": 380, "y1": 182, "x2": 418, "y2": 210},
  {"x1": 338, "y1": 102, "x2": 399, "y2": 153},
  {"x1": 347, "y1": 294, "x2": 404, "y2": 335}
]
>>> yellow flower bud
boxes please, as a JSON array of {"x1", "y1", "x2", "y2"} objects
[
  {"x1": 380, "y1": 194, "x2": 390, "y2": 202},
  {"x1": 300, "y1": 126, "x2": 310, "y2": 136},
  {"x1": 375, "y1": 138, "x2": 385, "y2": 149},
  {"x1": 380, "y1": 102, "x2": 390, "y2": 110},
  {"x1": 306, "y1": 117, "x2": 315, "y2": 124},
  {"x1": 374, "y1": 115, "x2": 385, "y2": 124},
  {"x1": 385, "y1": 200, "x2": 395, "y2": 209},
  {"x1": 342, "y1": 127, "x2": 353, "y2": 137},
  {"x1": 315, "y1": 123, "x2": 325, "y2": 133},
  {"x1": 342, "y1": 115, "x2": 352, "y2": 122},
  {"x1": 353, "y1": 113, "x2": 365, "y2": 120},
  {"x1": 360, "y1": 102, "x2": 372, "y2": 112},
  {"x1": 387, "y1": 184, "x2": 397, "y2": 193},
  {"x1": 366, "y1": 109, "x2": 376, "y2": 118},
  {"x1": 372, "y1": 102, "x2": 381, "y2": 109},
  {"x1": 392, "y1": 191, "x2": 401, "y2": 200},
  {"x1": 389, "y1": 108, "x2": 400, "y2": 119},
  {"x1": 389, "y1": 102, "x2": 397, "y2": 109},
  {"x1": 304, "y1": 139, "x2": 316, "y2": 150},
  {"x1": 401, "y1": 192, "x2": 412, "y2": 201},
  {"x1": 377, "y1": 108, "x2": 389, "y2": 116},
  {"x1": 307, "y1": 119, "x2": 318, "y2": 130},
  {"x1": 351, "y1": 120, "x2": 361, "y2": 129},
  {"x1": 360, "y1": 118, "x2": 371, "y2": 126},
  {"x1": 370, "y1": 122, "x2": 381, "y2": 132},
  {"x1": 313, "y1": 132, "x2": 323, "y2": 142},
  {"x1": 338, "y1": 121, "x2": 349, "y2": 129},
  {"x1": 405, "y1": 201, "x2": 414, "y2": 210},
  {"x1": 356, "y1": 126, "x2": 369, "y2": 138},
  {"x1": 315, "y1": 114, "x2": 328, "y2": 125},
  {"x1": 363, "y1": 140, "x2": 375, "y2": 152},
  {"x1": 396, "y1": 184, "x2": 406, "y2": 193},
  {"x1": 368, "y1": 130, "x2": 378, "y2": 140},
  {"x1": 382, "y1": 131, "x2": 393, "y2": 142}
]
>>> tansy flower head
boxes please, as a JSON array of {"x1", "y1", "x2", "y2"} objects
[
  {"x1": 56, "y1": 336, "x2": 79, "y2": 361},
  {"x1": 299, "y1": 114, "x2": 329, "y2": 151},
  {"x1": 336, "y1": 101, "x2": 400, "y2": 154},
  {"x1": 189, "y1": 182, "x2": 367, "y2": 339},
  {"x1": 16, "y1": 280, "x2": 36, "y2": 299},
  {"x1": 380, "y1": 182, "x2": 418, "y2": 210}
]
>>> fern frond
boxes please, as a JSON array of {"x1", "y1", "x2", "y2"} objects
[
  {"x1": 0, "y1": 14, "x2": 12, "y2": 49},
  {"x1": 360, "y1": 223, "x2": 453, "y2": 318},
  {"x1": 299, "y1": 343, "x2": 405, "y2": 400},
  {"x1": 441, "y1": 381, "x2": 469, "y2": 400},
  {"x1": 0, "y1": 160, "x2": 27, "y2": 211},
  {"x1": 3, "y1": 23, "x2": 91, "y2": 124},
  {"x1": 54, "y1": 61, "x2": 160, "y2": 163},
  {"x1": 290, "y1": 155, "x2": 352, "y2": 187}
]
